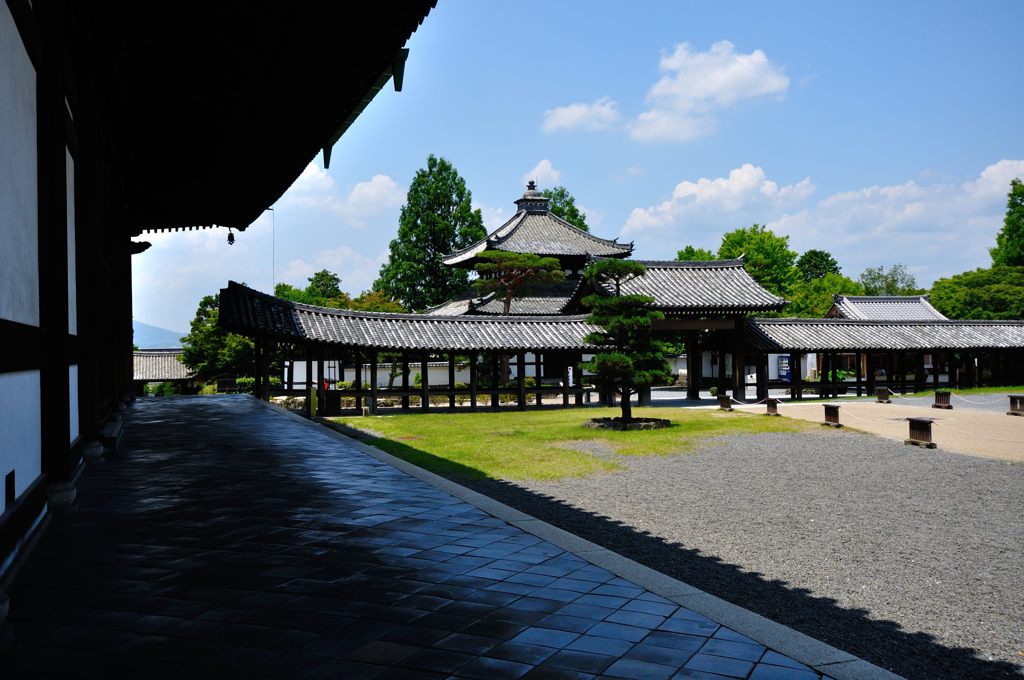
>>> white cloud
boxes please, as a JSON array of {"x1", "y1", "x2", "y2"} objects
[
  {"x1": 623, "y1": 160, "x2": 1024, "y2": 285},
  {"x1": 523, "y1": 159, "x2": 562, "y2": 186},
  {"x1": 542, "y1": 97, "x2": 620, "y2": 132},
  {"x1": 476, "y1": 203, "x2": 508, "y2": 230},
  {"x1": 280, "y1": 246, "x2": 387, "y2": 296},
  {"x1": 629, "y1": 41, "x2": 789, "y2": 142},
  {"x1": 622, "y1": 163, "x2": 813, "y2": 237},
  {"x1": 279, "y1": 162, "x2": 404, "y2": 228},
  {"x1": 769, "y1": 159, "x2": 1024, "y2": 284}
]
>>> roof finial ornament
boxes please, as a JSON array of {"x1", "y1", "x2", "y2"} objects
[{"x1": 527, "y1": 180, "x2": 537, "y2": 191}]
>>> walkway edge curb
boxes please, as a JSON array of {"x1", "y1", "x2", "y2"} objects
[{"x1": 260, "y1": 399, "x2": 903, "y2": 680}]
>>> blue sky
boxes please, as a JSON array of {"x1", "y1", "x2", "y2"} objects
[{"x1": 133, "y1": 0, "x2": 1024, "y2": 332}]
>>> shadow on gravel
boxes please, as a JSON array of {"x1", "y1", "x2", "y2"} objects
[{"x1": 341, "y1": 425, "x2": 1022, "y2": 680}]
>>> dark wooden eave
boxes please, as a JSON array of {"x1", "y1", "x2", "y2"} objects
[{"x1": 69, "y1": 1, "x2": 435, "y2": 235}]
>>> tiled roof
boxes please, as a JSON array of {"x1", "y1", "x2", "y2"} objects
[
  {"x1": 828, "y1": 295, "x2": 948, "y2": 321},
  {"x1": 426, "y1": 280, "x2": 582, "y2": 316},
  {"x1": 443, "y1": 211, "x2": 632, "y2": 266},
  {"x1": 219, "y1": 282, "x2": 600, "y2": 351},
  {"x1": 610, "y1": 260, "x2": 787, "y2": 315},
  {"x1": 133, "y1": 350, "x2": 193, "y2": 381},
  {"x1": 746, "y1": 318, "x2": 1024, "y2": 351}
]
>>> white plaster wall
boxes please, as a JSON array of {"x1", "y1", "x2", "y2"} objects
[
  {"x1": 69, "y1": 364, "x2": 79, "y2": 444},
  {"x1": 0, "y1": 4, "x2": 40, "y2": 327},
  {"x1": 0, "y1": 371, "x2": 42, "y2": 513},
  {"x1": 67, "y1": 148, "x2": 77, "y2": 334}
]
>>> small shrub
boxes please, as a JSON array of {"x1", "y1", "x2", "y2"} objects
[
  {"x1": 709, "y1": 386, "x2": 718, "y2": 397},
  {"x1": 199, "y1": 383, "x2": 218, "y2": 395}
]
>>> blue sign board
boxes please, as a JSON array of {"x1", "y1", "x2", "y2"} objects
[{"x1": 777, "y1": 355, "x2": 791, "y2": 381}]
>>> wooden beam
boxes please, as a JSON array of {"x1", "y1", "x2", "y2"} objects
[
  {"x1": 654, "y1": 318, "x2": 740, "y2": 331},
  {"x1": 369, "y1": 351, "x2": 378, "y2": 414},
  {"x1": 401, "y1": 352, "x2": 409, "y2": 409},
  {"x1": 491, "y1": 353, "x2": 500, "y2": 408},
  {"x1": 448, "y1": 353, "x2": 456, "y2": 409},
  {"x1": 686, "y1": 331, "x2": 701, "y2": 400}
]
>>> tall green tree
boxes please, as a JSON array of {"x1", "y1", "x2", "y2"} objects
[
  {"x1": 275, "y1": 270, "x2": 353, "y2": 308},
  {"x1": 795, "y1": 249, "x2": 841, "y2": 282},
  {"x1": 676, "y1": 245, "x2": 718, "y2": 261},
  {"x1": 473, "y1": 251, "x2": 565, "y2": 314},
  {"x1": 930, "y1": 265, "x2": 1024, "y2": 319},
  {"x1": 179, "y1": 293, "x2": 255, "y2": 382},
  {"x1": 717, "y1": 224, "x2": 798, "y2": 297},
  {"x1": 306, "y1": 269, "x2": 343, "y2": 300},
  {"x1": 859, "y1": 264, "x2": 920, "y2": 296},
  {"x1": 990, "y1": 178, "x2": 1024, "y2": 266},
  {"x1": 541, "y1": 186, "x2": 588, "y2": 231},
  {"x1": 786, "y1": 273, "x2": 865, "y2": 317},
  {"x1": 582, "y1": 260, "x2": 670, "y2": 422},
  {"x1": 374, "y1": 155, "x2": 486, "y2": 310}
]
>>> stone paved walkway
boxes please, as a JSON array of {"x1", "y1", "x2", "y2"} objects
[{"x1": 2, "y1": 396, "x2": 844, "y2": 679}]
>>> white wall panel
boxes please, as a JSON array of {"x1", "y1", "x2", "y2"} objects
[
  {"x1": 0, "y1": 371, "x2": 42, "y2": 513},
  {"x1": 69, "y1": 364, "x2": 79, "y2": 444},
  {"x1": 0, "y1": 4, "x2": 40, "y2": 327},
  {"x1": 67, "y1": 148, "x2": 77, "y2": 334}
]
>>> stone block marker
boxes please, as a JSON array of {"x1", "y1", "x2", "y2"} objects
[
  {"x1": 718, "y1": 395, "x2": 733, "y2": 412},
  {"x1": 905, "y1": 417, "x2": 937, "y2": 449},
  {"x1": 822, "y1": 404, "x2": 843, "y2": 428},
  {"x1": 931, "y1": 391, "x2": 952, "y2": 410},
  {"x1": 1008, "y1": 394, "x2": 1024, "y2": 416},
  {"x1": 875, "y1": 387, "x2": 891, "y2": 404}
]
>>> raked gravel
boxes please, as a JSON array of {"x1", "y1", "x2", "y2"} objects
[{"x1": 474, "y1": 429, "x2": 1023, "y2": 679}]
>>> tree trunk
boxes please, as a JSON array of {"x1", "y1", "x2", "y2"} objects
[{"x1": 620, "y1": 389, "x2": 632, "y2": 421}]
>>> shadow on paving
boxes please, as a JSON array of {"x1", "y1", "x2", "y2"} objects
[{"x1": 340, "y1": 423, "x2": 1022, "y2": 680}]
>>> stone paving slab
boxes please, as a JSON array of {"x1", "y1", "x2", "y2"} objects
[{"x1": 1, "y1": 395, "x2": 896, "y2": 679}]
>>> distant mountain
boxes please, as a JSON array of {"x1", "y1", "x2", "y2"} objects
[{"x1": 133, "y1": 320, "x2": 185, "y2": 349}]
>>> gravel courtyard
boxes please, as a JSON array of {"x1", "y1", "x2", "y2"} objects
[{"x1": 463, "y1": 428, "x2": 1024, "y2": 679}]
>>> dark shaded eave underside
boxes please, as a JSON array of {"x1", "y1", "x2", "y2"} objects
[{"x1": 72, "y1": 2, "x2": 436, "y2": 235}]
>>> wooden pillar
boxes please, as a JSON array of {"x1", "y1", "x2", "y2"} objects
[
  {"x1": 285, "y1": 347, "x2": 294, "y2": 390},
  {"x1": 574, "y1": 352, "x2": 584, "y2": 406},
  {"x1": 316, "y1": 349, "x2": 326, "y2": 415},
  {"x1": 517, "y1": 352, "x2": 527, "y2": 410},
  {"x1": 469, "y1": 352, "x2": 478, "y2": 411},
  {"x1": 716, "y1": 349, "x2": 727, "y2": 397},
  {"x1": 791, "y1": 352, "x2": 803, "y2": 400},
  {"x1": 421, "y1": 354, "x2": 429, "y2": 411},
  {"x1": 732, "y1": 323, "x2": 745, "y2": 400},
  {"x1": 304, "y1": 344, "x2": 313, "y2": 416},
  {"x1": 369, "y1": 351, "x2": 378, "y2": 414},
  {"x1": 254, "y1": 337, "x2": 264, "y2": 399},
  {"x1": 401, "y1": 352, "x2": 410, "y2": 409},
  {"x1": 562, "y1": 355, "x2": 570, "y2": 406},
  {"x1": 535, "y1": 352, "x2": 543, "y2": 406},
  {"x1": 932, "y1": 351, "x2": 941, "y2": 389},
  {"x1": 756, "y1": 354, "x2": 768, "y2": 401},
  {"x1": 491, "y1": 353, "x2": 500, "y2": 408},
  {"x1": 686, "y1": 331, "x2": 702, "y2": 400},
  {"x1": 353, "y1": 352, "x2": 362, "y2": 411},
  {"x1": 866, "y1": 353, "x2": 876, "y2": 395},
  {"x1": 852, "y1": 352, "x2": 861, "y2": 397},
  {"x1": 897, "y1": 352, "x2": 907, "y2": 394},
  {"x1": 448, "y1": 353, "x2": 456, "y2": 409}
]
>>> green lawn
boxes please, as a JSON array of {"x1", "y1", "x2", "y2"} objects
[{"x1": 330, "y1": 407, "x2": 815, "y2": 482}]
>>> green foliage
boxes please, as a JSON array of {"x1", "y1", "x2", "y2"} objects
[
  {"x1": 929, "y1": 265, "x2": 1024, "y2": 319},
  {"x1": 795, "y1": 249, "x2": 841, "y2": 282},
  {"x1": 676, "y1": 245, "x2": 717, "y2": 261},
  {"x1": 179, "y1": 294, "x2": 255, "y2": 382},
  {"x1": 374, "y1": 155, "x2": 487, "y2": 310},
  {"x1": 306, "y1": 269, "x2": 342, "y2": 299},
  {"x1": 583, "y1": 259, "x2": 648, "y2": 296},
  {"x1": 859, "y1": 264, "x2": 921, "y2": 296},
  {"x1": 473, "y1": 251, "x2": 565, "y2": 314},
  {"x1": 785, "y1": 273, "x2": 865, "y2": 317},
  {"x1": 583, "y1": 261, "x2": 670, "y2": 421},
  {"x1": 275, "y1": 271, "x2": 405, "y2": 312},
  {"x1": 717, "y1": 224, "x2": 797, "y2": 297},
  {"x1": 234, "y1": 376, "x2": 282, "y2": 395},
  {"x1": 541, "y1": 186, "x2": 588, "y2": 231},
  {"x1": 145, "y1": 381, "x2": 180, "y2": 397},
  {"x1": 990, "y1": 178, "x2": 1024, "y2": 266}
]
